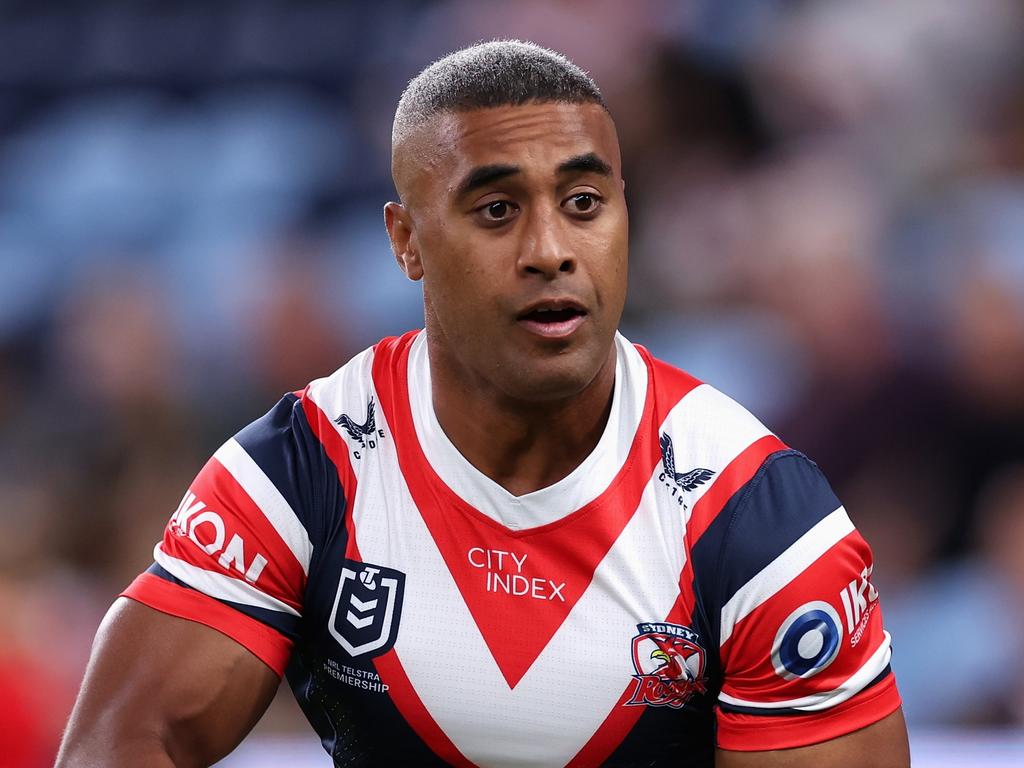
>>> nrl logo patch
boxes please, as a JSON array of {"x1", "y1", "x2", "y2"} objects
[
  {"x1": 625, "y1": 622, "x2": 708, "y2": 709},
  {"x1": 328, "y1": 559, "x2": 405, "y2": 658}
]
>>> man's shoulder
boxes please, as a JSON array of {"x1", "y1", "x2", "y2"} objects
[
  {"x1": 640, "y1": 344, "x2": 774, "y2": 445},
  {"x1": 303, "y1": 330, "x2": 417, "y2": 387},
  {"x1": 294, "y1": 329, "x2": 421, "y2": 423},
  {"x1": 641, "y1": 346, "x2": 837, "y2": 527}
]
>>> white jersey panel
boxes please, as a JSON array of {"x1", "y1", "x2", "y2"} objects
[{"x1": 343, "y1": 364, "x2": 778, "y2": 767}]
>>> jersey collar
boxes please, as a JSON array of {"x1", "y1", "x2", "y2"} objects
[{"x1": 406, "y1": 331, "x2": 648, "y2": 530}]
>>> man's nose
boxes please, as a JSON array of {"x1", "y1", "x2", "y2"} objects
[{"x1": 517, "y1": 206, "x2": 575, "y2": 278}]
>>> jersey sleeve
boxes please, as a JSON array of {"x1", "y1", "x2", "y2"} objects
[
  {"x1": 710, "y1": 451, "x2": 901, "y2": 751},
  {"x1": 122, "y1": 391, "x2": 331, "y2": 676}
]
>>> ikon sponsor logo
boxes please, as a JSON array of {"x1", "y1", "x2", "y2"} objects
[
  {"x1": 466, "y1": 547, "x2": 566, "y2": 602},
  {"x1": 841, "y1": 564, "x2": 879, "y2": 646},
  {"x1": 169, "y1": 491, "x2": 268, "y2": 584}
]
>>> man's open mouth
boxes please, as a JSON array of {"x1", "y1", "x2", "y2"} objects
[
  {"x1": 516, "y1": 301, "x2": 588, "y2": 338},
  {"x1": 520, "y1": 306, "x2": 585, "y2": 323}
]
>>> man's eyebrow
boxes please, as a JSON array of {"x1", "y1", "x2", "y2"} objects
[
  {"x1": 456, "y1": 164, "x2": 520, "y2": 197},
  {"x1": 557, "y1": 152, "x2": 612, "y2": 177}
]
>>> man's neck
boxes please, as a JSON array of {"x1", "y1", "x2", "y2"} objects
[{"x1": 428, "y1": 345, "x2": 617, "y2": 498}]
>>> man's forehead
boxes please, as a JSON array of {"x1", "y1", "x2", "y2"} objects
[
  {"x1": 393, "y1": 102, "x2": 620, "y2": 197},
  {"x1": 438, "y1": 103, "x2": 616, "y2": 154}
]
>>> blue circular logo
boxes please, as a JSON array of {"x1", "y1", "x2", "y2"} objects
[{"x1": 771, "y1": 601, "x2": 843, "y2": 680}]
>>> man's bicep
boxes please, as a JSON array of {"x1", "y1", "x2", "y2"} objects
[
  {"x1": 716, "y1": 707, "x2": 910, "y2": 768},
  {"x1": 57, "y1": 598, "x2": 280, "y2": 768}
]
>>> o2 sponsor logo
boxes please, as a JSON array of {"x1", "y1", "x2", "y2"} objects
[{"x1": 771, "y1": 601, "x2": 843, "y2": 680}]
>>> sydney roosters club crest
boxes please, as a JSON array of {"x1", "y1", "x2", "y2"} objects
[{"x1": 625, "y1": 623, "x2": 708, "y2": 709}]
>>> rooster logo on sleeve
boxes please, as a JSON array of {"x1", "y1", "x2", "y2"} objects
[{"x1": 626, "y1": 623, "x2": 708, "y2": 709}]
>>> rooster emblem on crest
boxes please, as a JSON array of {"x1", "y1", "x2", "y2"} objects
[{"x1": 626, "y1": 622, "x2": 709, "y2": 709}]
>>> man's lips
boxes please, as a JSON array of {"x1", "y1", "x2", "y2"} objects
[{"x1": 515, "y1": 299, "x2": 589, "y2": 339}]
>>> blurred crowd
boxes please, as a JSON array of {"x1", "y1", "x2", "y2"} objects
[{"x1": 2, "y1": 1, "x2": 1024, "y2": 764}]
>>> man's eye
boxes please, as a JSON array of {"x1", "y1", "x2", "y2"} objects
[
  {"x1": 565, "y1": 193, "x2": 600, "y2": 214},
  {"x1": 481, "y1": 200, "x2": 515, "y2": 221}
]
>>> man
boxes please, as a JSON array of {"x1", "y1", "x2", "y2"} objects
[{"x1": 57, "y1": 41, "x2": 910, "y2": 767}]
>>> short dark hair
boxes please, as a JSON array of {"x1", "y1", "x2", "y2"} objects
[{"x1": 393, "y1": 40, "x2": 606, "y2": 146}]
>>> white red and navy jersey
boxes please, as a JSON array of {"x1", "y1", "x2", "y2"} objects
[{"x1": 123, "y1": 330, "x2": 900, "y2": 767}]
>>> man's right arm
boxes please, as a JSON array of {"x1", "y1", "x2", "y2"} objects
[
  {"x1": 56, "y1": 598, "x2": 280, "y2": 768},
  {"x1": 59, "y1": 391, "x2": 329, "y2": 765}
]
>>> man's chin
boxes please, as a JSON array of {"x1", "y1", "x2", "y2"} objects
[{"x1": 498, "y1": 345, "x2": 613, "y2": 405}]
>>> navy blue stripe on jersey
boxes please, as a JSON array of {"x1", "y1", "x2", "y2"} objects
[
  {"x1": 234, "y1": 392, "x2": 337, "y2": 559},
  {"x1": 145, "y1": 562, "x2": 303, "y2": 639},
  {"x1": 599, "y1": 692, "x2": 716, "y2": 766},
  {"x1": 715, "y1": 664, "x2": 893, "y2": 717},
  {"x1": 690, "y1": 451, "x2": 841, "y2": 645},
  {"x1": 287, "y1": 650, "x2": 451, "y2": 767},
  {"x1": 148, "y1": 560, "x2": 192, "y2": 588}
]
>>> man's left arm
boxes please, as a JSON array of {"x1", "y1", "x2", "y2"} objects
[
  {"x1": 707, "y1": 451, "x2": 908, "y2": 765},
  {"x1": 717, "y1": 708, "x2": 910, "y2": 767}
]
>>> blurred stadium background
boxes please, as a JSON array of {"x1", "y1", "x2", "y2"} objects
[{"x1": 1, "y1": 1, "x2": 1023, "y2": 765}]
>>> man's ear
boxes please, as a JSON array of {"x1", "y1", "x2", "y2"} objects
[{"x1": 384, "y1": 201, "x2": 423, "y2": 281}]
